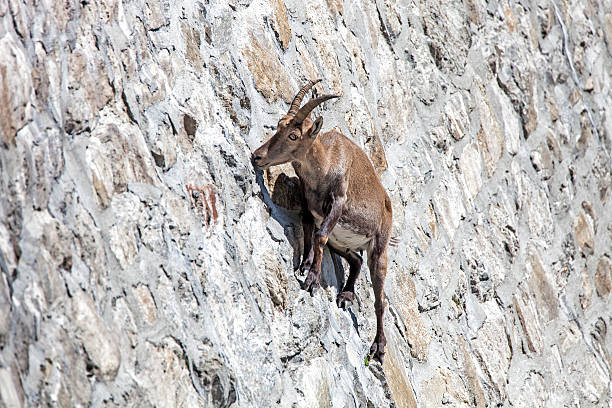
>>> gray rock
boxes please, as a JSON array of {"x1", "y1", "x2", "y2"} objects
[
  {"x1": 0, "y1": 0, "x2": 611, "y2": 406},
  {"x1": 128, "y1": 182, "x2": 163, "y2": 205},
  {"x1": 72, "y1": 290, "x2": 121, "y2": 382}
]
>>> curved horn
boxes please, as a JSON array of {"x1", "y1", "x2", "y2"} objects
[
  {"x1": 293, "y1": 94, "x2": 339, "y2": 124},
  {"x1": 287, "y1": 79, "x2": 321, "y2": 116}
]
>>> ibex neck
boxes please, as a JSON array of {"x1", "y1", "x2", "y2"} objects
[{"x1": 292, "y1": 138, "x2": 329, "y2": 184}]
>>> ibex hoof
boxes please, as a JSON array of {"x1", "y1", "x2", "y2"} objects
[
  {"x1": 369, "y1": 341, "x2": 386, "y2": 365},
  {"x1": 336, "y1": 291, "x2": 355, "y2": 310},
  {"x1": 301, "y1": 270, "x2": 320, "y2": 296},
  {"x1": 299, "y1": 262, "x2": 312, "y2": 276}
]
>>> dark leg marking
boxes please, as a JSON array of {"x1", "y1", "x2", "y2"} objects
[
  {"x1": 368, "y1": 241, "x2": 388, "y2": 365},
  {"x1": 300, "y1": 207, "x2": 315, "y2": 275},
  {"x1": 332, "y1": 249, "x2": 363, "y2": 309},
  {"x1": 301, "y1": 193, "x2": 345, "y2": 295}
]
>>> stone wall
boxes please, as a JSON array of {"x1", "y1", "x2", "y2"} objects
[{"x1": 1, "y1": 0, "x2": 611, "y2": 406}]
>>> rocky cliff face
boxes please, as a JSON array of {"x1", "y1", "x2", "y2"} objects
[{"x1": 1, "y1": 0, "x2": 612, "y2": 406}]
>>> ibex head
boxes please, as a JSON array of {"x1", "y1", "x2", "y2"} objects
[{"x1": 253, "y1": 79, "x2": 338, "y2": 170}]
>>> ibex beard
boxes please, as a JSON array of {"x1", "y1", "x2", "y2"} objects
[{"x1": 253, "y1": 80, "x2": 393, "y2": 365}]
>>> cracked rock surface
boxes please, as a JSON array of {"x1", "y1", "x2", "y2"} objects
[{"x1": 1, "y1": 0, "x2": 612, "y2": 406}]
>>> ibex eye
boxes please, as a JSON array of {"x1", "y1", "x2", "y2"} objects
[{"x1": 289, "y1": 132, "x2": 298, "y2": 141}]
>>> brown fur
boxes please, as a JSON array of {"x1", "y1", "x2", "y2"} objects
[{"x1": 253, "y1": 82, "x2": 392, "y2": 364}]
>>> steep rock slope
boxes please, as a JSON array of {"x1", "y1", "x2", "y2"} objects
[{"x1": 1, "y1": 0, "x2": 612, "y2": 406}]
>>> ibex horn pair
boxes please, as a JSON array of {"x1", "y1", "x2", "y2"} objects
[{"x1": 287, "y1": 79, "x2": 339, "y2": 124}]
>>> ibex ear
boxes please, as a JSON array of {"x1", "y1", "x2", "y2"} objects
[{"x1": 309, "y1": 117, "x2": 323, "y2": 139}]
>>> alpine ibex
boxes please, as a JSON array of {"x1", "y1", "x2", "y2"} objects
[{"x1": 253, "y1": 80, "x2": 393, "y2": 364}]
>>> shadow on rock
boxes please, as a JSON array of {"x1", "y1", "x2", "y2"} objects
[{"x1": 253, "y1": 166, "x2": 344, "y2": 295}]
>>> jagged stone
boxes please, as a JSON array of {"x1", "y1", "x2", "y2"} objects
[
  {"x1": 244, "y1": 32, "x2": 293, "y2": 103},
  {"x1": 476, "y1": 81, "x2": 504, "y2": 177},
  {"x1": 271, "y1": 0, "x2": 292, "y2": 50},
  {"x1": 0, "y1": 35, "x2": 32, "y2": 145},
  {"x1": 72, "y1": 290, "x2": 121, "y2": 382},
  {"x1": 574, "y1": 211, "x2": 595, "y2": 257},
  {"x1": 594, "y1": 256, "x2": 612, "y2": 298},
  {"x1": 513, "y1": 283, "x2": 543, "y2": 354},
  {"x1": 528, "y1": 248, "x2": 559, "y2": 322}
]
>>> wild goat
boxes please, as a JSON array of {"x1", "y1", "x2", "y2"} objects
[{"x1": 253, "y1": 80, "x2": 393, "y2": 364}]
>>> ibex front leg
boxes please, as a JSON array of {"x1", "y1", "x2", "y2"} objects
[
  {"x1": 299, "y1": 199, "x2": 315, "y2": 274},
  {"x1": 301, "y1": 191, "x2": 346, "y2": 295}
]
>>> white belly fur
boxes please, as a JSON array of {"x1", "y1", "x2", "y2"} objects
[{"x1": 312, "y1": 211, "x2": 370, "y2": 252}]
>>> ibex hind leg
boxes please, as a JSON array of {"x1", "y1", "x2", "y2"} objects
[
  {"x1": 367, "y1": 240, "x2": 388, "y2": 365},
  {"x1": 329, "y1": 247, "x2": 363, "y2": 310}
]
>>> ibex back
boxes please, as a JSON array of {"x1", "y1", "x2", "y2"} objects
[{"x1": 253, "y1": 80, "x2": 392, "y2": 364}]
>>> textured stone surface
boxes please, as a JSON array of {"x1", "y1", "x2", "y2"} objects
[
  {"x1": 0, "y1": 34, "x2": 33, "y2": 145},
  {"x1": 595, "y1": 256, "x2": 612, "y2": 298},
  {"x1": 72, "y1": 290, "x2": 121, "y2": 382},
  {"x1": 1, "y1": 0, "x2": 612, "y2": 407}
]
